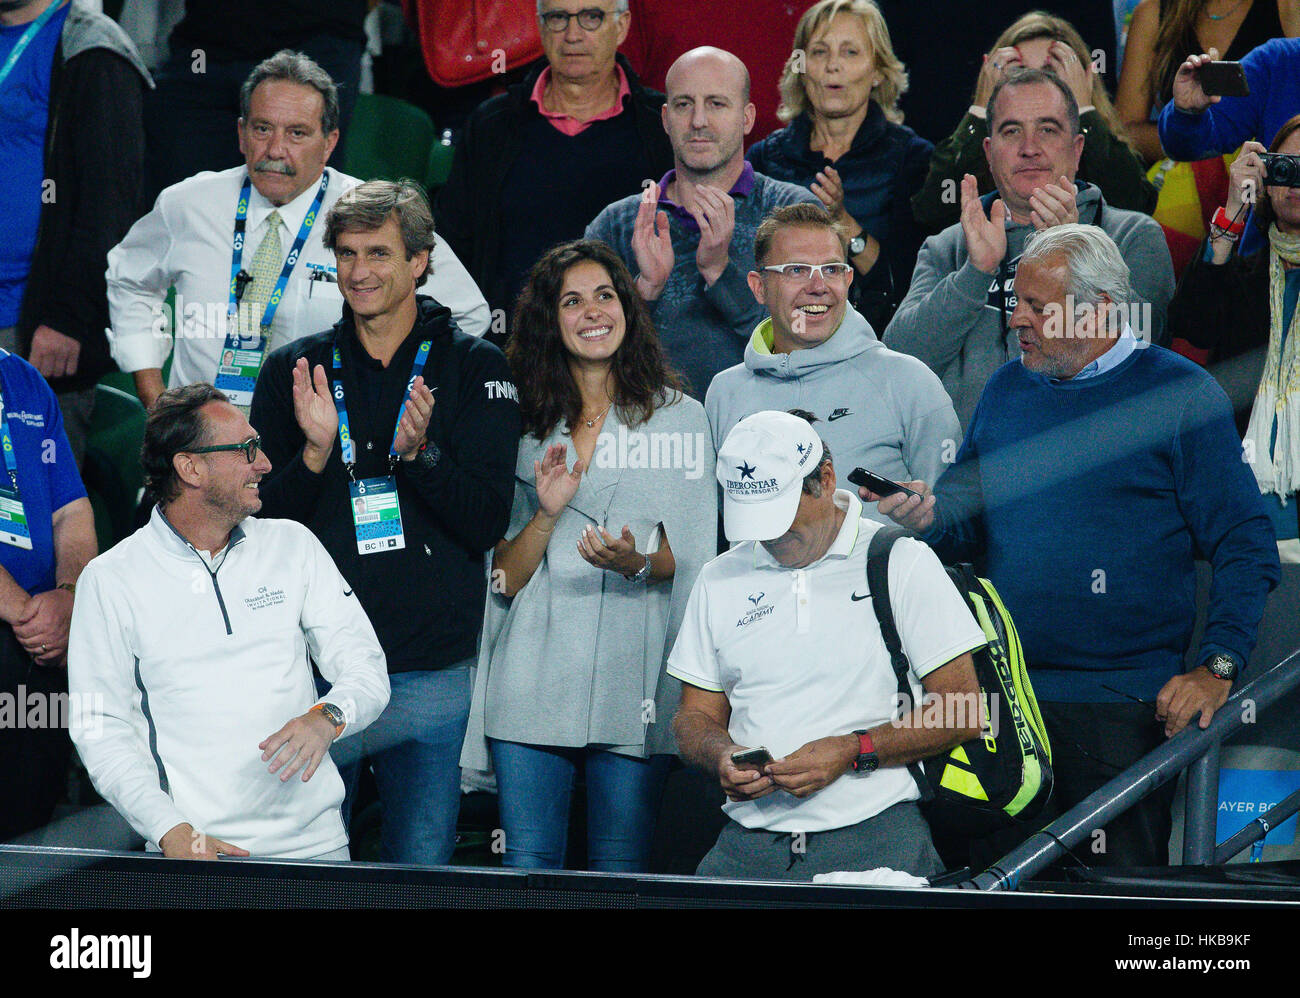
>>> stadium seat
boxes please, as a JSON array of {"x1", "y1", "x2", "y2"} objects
[
  {"x1": 342, "y1": 93, "x2": 437, "y2": 185},
  {"x1": 82, "y1": 385, "x2": 146, "y2": 551}
]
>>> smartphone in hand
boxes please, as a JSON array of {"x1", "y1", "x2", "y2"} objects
[
  {"x1": 848, "y1": 467, "x2": 922, "y2": 500},
  {"x1": 730, "y1": 747, "x2": 774, "y2": 772},
  {"x1": 1198, "y1": 61, "x2": 1250, "y2": 97}
]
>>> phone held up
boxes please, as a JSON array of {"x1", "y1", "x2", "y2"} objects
[
  {"x1": 1197, "y1": 61, "x2": 1250, "y2": 98},
  {"x1": 847, "y1": 467, "x2": 923, "y2": 501}
]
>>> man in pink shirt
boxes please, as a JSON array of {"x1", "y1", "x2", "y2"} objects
[{"x1": 436, "y1": 0, "x2": 673, "y2": 338}]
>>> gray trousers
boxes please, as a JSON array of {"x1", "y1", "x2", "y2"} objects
[
  {"x1": 0, "y1": 327, "x2": 96, "y2": 469},
  {"x1": 696, "y1": 800, "x2": 944, "y2": 883}
]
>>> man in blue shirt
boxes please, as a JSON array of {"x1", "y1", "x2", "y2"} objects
[
  {"x1": 0, "y1": 0, "x2": 149, "y2": 465},
  {"x1": 0, "y1": 348, "x2": 97, "y2": 842},
  {"x1": 869, "y1": 223, "x2": 1279, "y2": 868}
]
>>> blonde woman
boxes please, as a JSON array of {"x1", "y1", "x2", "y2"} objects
[
  {"x1": 747, "y1": 0, "x2": 932, "y2": 330},
  {"x1": 911, "y1": 11, "x2": 1155, "y2": 233}
]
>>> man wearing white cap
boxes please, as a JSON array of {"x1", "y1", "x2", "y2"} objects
[{"x1": 667, "y1": 409, "x2": 987, "y2": 881}]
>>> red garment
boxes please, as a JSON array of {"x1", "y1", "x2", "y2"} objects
[
  {"x1": 528, "y1": 63, "x2": 631, "y2": 136},
  {"x1": 619, "y1": 0, "x2": 803, "y2": 146}
]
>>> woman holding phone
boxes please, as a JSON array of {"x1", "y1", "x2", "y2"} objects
[{"x1": 461, "y1": 239, "x2": 716, "y2": 872}]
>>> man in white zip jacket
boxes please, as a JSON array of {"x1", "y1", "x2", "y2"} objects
[{"x1": 68, "y1": 383, "x2": 389, "y2": 860}]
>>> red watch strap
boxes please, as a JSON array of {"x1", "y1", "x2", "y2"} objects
[
  {"x1": 857, "y1": 730, "x2": 875, "y2": 756},
  {"x1": 1212, "y1": 206, "x2": 1244, "y2": 235}
]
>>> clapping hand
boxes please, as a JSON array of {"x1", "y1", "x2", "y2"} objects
[
  {"x1": 1028, "y1": 176, "x2": 1079, "y2": 230},
  {"x1": 632, "y1": 181, "x2": 675, "y2": 300},
  {"x1": 292, "y1": 358, "x2": 338, "y2": 472},
  {"x1": 534, "y1": 443, "x2": 584, "y2": 518},
  {"x1": 577, "y1": 524, "x2": 644, "y2": 577},
  {"x1": 960, "y1": 173, "x2": 1007, "y2": 274},
  {"x1": 691, "y1": 185, "x2": 735, "y2": 286},
  {"x1": 811, "y1": 165, "x2": 848, "y2": 223},
  {"x1": 394, "y1": 376, "x2": 435, "y2": 460}
]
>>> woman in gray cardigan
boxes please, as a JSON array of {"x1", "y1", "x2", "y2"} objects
[{"x1": 461, "y1": 240, "x2": 717, "y2": 872}]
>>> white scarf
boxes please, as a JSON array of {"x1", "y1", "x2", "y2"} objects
[{"x1": 1244, "y1": 224, "x2": 1300, "y2": 502}]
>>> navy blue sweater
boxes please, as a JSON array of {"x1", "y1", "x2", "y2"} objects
[{"x1": 924, "y1": 346, "x2": 1279, "y2": 703}]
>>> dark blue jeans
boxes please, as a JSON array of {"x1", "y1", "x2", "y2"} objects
[
  {"x1": 489, "y1": 739, "x2": 670, "y2": 873},
  {"x1": 334, "y1": 664, "x2": 472, "y2": 865}
]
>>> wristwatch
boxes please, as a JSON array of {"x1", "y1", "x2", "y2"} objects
[
  {"x1": 851, "y1": 729, "x2": 878, "y2": 772},
  {"x1": 847, "y1": 234, "x2": 867, "y2": 258},
  {"x1": 1203, "y1": 654, "x2": 1239, "y2": 682},
  {"x1": 625, "y1": 552, "x2": 652, "y2": 584},
  {"x1": 312, "y1": 702, "x2": 346, "y2": 738}
]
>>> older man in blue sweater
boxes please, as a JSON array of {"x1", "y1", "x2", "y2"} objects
[{"x1": 868, "y1": 223, "x2": 1279, "y2": 868}]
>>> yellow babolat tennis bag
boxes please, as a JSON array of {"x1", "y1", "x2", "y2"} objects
[{"x1": 866, "y1": 525, "x2": 1053, "y2": 835}]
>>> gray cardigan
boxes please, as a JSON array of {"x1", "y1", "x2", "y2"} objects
[{"x1": 461, "y1": 392, "x2": 717, "y2": 769}]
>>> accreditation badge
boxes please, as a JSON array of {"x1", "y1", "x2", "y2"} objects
[
  {"x1": 349, "y1": 475, "x2": 405, "y2": 555},
  {"x1": 213, "y1": 330, "x2": 268, "y2": 411},
  {"x1": 0, "y1": 479, "x2": 32, "y2": 550}
]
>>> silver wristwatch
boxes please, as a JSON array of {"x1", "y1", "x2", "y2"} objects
[
  {"x1": 847, "y1": 234, "x2": 867, "y2": 257},
  {"x1": 626, "y1": 552, "x2": 652, "y2": 584}
]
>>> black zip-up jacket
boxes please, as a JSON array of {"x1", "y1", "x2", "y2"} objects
[
  {"x1": 18, "y1": 4, "x2": 150, "y2": 392},
  {"x1": 1167, "y1": 237, "x2": 1271, "y2": 435},
  {"x1": 435, "y1": 54, "x2": 673, "y2": 321},
  {"x1": 250, "y1": 296, "x2": 521, "y2": 672}
]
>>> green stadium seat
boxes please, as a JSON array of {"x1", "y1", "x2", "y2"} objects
[
  {"x1": 82, "y1": 385, "x2": 146, "y2": 551},
  {"x1": 342, "y1": 93, "x2": 437, "y2": 185}
]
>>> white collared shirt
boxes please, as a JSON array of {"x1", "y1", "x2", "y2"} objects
[
  {"x1": 106, "y1": 166, "x2": 492, "y2": 390},
  {"x1": 668, "y1": 490, "x2": 987, "y2": 833}
]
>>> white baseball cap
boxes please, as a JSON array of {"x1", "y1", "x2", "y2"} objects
[{"x1": 716, "y1": 411, "x2": 824, "y2": 542}]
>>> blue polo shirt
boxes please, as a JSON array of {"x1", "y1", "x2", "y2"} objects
[
  {"x1": 0, "y1": 349, "x2": 85, "y2": 593},
  {"x1": 0, "y1": 1, "x2": 68, "y2": 327}
]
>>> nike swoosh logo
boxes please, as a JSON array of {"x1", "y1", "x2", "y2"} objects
[
  {"x1": 850, "y1": 592, "x2": 871, "y2": 601},
  {"x1": 828, "y1": 408, "x2": 851, "y2": 421},
  {"x1": 344, "y1": 589, "x2": 353, "y2": 596}
]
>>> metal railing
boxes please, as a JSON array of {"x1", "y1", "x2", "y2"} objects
[{"x1": 966, "y1": 648, "x2": 1300, "y2": 890}]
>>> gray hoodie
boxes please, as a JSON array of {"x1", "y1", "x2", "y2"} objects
[
  {"x1": 706, "y1": 304, "x2": 960, "y2": 525},
  {"x1": 883, "y1": 183, "x2": 1174, "y2": 427}
]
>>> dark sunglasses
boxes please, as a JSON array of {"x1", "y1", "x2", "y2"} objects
[{"x1": 190, "y1": 435, "x2": 263, "y2": 463}]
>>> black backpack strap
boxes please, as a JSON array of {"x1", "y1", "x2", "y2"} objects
[{"x1": 865, "y1": 525, "x2": 933, "y2": 800}]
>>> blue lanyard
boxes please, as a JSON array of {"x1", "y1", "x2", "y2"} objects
[
  {"x1": 331, "y1": 339, "x2": 433, "y2": 475},
  {"x1": 227, "y1": 171, "x2": 330, "y2": 340},
  {"x1": 0, "y1": 357, "x2": 21, "y2": 496},
  {"x1": 0, "y1": 0, "x2": 62, "y2": 93}
]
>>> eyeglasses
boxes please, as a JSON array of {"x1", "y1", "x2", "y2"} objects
[
  {"x1": 539, "y1": 7, "x2": 612, "y2": 31},
  {"x1": 761, "y1": 262, "x2": 854, "y2": 282},
  {"x1": 190, "y1": 436, "x2": 263, "y2": 463}
]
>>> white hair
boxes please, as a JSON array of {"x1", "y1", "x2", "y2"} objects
[
  {"x1": 1021, "y1": 223, "x2": 1133, "y2": 307},
  {"x1": 536, "y1": 0, "x2": 629, "y2": 15}
]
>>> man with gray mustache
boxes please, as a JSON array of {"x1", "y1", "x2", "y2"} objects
[{"x1": 107, "y1": 50, "x2": 490, "y2": 413}]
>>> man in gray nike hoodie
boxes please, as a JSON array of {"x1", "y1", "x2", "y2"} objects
[
  {"x1": 706, "y1": 204, "x2": 960, "y2": 528},
  {"x1": 884, "y1": 69, "x2": 1174, "y2": 428}
]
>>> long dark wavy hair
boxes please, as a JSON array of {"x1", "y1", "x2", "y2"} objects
[{"x1": 507, "y1": 239, "x2": 686, "y2": 440}]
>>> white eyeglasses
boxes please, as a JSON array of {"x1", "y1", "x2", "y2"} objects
[{"x1": 761, "y1": 262, "x2": 853, "y2": 282}]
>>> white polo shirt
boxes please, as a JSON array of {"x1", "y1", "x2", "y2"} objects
[{"x1": 668, "y1": 490, "x2": 986, "y2": 833}]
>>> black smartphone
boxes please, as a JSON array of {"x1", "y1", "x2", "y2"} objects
[
  {"x1": 1198, "y1": 61, "x2": 1250, "y2": 98},
  {"x1": 730, "y1": 747, "x2": 774, "y2": 771},
  {"x1": 848, "y1": 467, "x2": 922, "y2": 500}
]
